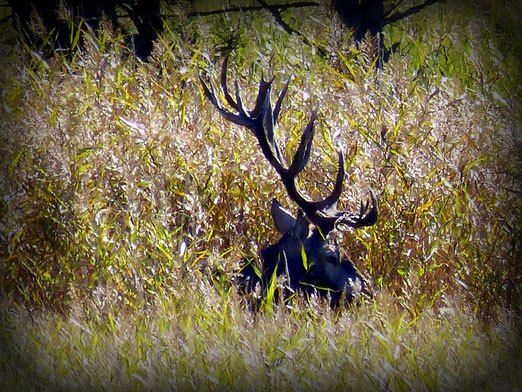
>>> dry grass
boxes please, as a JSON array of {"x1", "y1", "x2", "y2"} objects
[
  {"x1": 0, "y1": 0, "x2": 521, "y2": 390},
  {"x1": 2, "y1": 292, "x2": 521, "y2": 391}
]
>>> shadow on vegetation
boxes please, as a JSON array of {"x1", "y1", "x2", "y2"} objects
[{"x1": 4, "y1": 0, "x2": 441, "y2": 64}]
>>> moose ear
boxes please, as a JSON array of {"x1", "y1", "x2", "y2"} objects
[{"x1": 271, "y1": 199, "x2": 296, "y2": 234}]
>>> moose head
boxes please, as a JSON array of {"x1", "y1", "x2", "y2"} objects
[{"x1": 200, "y1": 55, "x2": 378, "y2": 305}]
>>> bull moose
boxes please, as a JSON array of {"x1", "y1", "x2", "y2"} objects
[{"x1": 200, "y1": 55, "x2": 378, "y2": 306}]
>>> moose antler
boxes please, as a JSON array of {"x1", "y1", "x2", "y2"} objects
[{"x1": 200, "y1": 54, "x2": 377, "y2": 234}]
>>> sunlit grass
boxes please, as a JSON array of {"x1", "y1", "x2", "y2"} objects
[
  {"x1": 0, "y1": 0, "x2": 521, "y2": 390},
  {"x1": 2, "y1": 292, "x2": 520, "y2": 391}
]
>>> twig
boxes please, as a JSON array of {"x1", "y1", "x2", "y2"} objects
[
  {"x1": 257, "y1": 0, "x2": 312, "y2": 46},
  {"x1": 187, "y1": 1, "x2": 319, "y2": 18},
  {"x1": 384, "y1": 0, "x2": 439, "y2": 25}
]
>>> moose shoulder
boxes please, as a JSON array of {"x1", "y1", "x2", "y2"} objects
[{"x1": 200, "y1": 55, "x2": 378, "y2": 306}]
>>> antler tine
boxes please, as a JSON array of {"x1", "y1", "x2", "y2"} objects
[
  {"x1": 318, "y1": 150, "x2": 345, "y2": 209},
  {"x1": 253, "y1": 76, "x2": 288, "y2": 167},
  {"x1": 249, "y1": 79, "x2": 286, "y2": 168},
  {"x1": 220, "y1": 53, "x2": 239, "y2": 110},
  {"x1": 363, "y1": 189, "x2": 379, "y2": 226},
  {"x1": 273, "y1": 77, "x2": 291, "y2": 125},
  {"x1": 287, "y1": 149, "x2": 345, "y2": 233},
  {"x1": 219, "y1": 53, "x2": 259, "y2": 122},
  {"x1": 335, "y1": 189, "x2": 378, "y2": 229},
  {"x1": 288, "y1": 106, "x2": 318, "y2": 176},
  {"x1": 233, "y1": 79, "x2": 250, "y2": 119},
  {"x1": 220, "y1": 56, "x2": 283, "y2": 164},
  {"x1": 250, "y1": 76, "x2": 275, "y2": 118},
  {"x1": 199, "y1": 76, "x2": 220, "y2": 110},
  {"x1": 201, "y1": 55, "x2": 286, "y2": 169},
  {"x1": 200, "y1": 75, "x2": 254, "y2": 128}
]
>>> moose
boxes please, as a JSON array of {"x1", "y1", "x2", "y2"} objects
[{"x1": 200, "y1": 55, "x2": 378, "y2": 305}]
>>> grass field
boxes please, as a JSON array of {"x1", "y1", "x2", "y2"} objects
[{"x1": 0, "y1": 0, "x2": 521, "y2": 390}]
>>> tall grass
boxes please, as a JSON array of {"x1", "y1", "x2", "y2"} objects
[
  {"x1": 0, "y1": 0, "x2": 520, "y2": 390},
  {"x1": 1, "y1": 292, "x2": 521, "y2": 391}
]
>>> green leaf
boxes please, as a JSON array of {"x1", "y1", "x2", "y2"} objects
[
  {"x1": 71, "y1": 147, "x2": 97, "y2": 162},
  {"x1": 8, "y1": 147, "x2": 26, "y2": 176}
]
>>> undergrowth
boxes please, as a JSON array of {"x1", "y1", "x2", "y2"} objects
[{"x1": 0, "y1": 0, "x2": 520, "y2": 390}]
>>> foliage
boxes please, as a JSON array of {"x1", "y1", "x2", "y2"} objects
[
  {"x1": 0, "y1": 0, "x2": 520, "y2": 389},
  {"x1": 1, "y1": 292, "x2": 521, "y2": 391}
]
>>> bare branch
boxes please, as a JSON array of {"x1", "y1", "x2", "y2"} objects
[
  {"x1": 383, "y1": 0, "x2": 440, "y2": 26},
  {"x1": 186, "y1": 1, "x2": 320, "y2": 18}
]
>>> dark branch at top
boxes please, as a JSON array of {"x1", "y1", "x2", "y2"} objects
[{"x1": 187, "y1": 1, "x2": 320, "y2": 18}]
